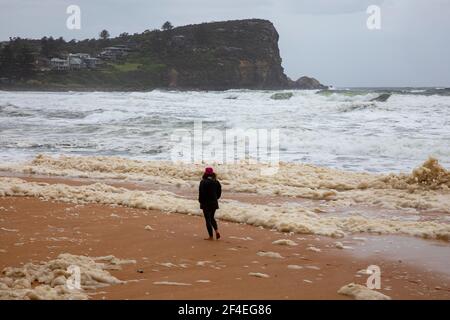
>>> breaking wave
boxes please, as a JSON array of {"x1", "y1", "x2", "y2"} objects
[{"x1": 1, "y1": 89, "x2": 449, "y2": 172}]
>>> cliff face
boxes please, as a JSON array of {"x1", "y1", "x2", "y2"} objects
[{"x1": 157, "y1": 19, "x2": 290, "y2": 90}]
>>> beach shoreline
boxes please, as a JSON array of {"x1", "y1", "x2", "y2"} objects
[{"x1": 1, "y1": 174, "x2": 449, "y2": 300}]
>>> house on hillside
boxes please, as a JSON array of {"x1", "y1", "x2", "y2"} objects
[
  {"x1": 50, "y1": 58, "x2": 69, "y2": 71},
  {"x1": 49, "y1": 53, "x2": 105, "y2": 71},
  {"x1": 69, "y1": 53, "x2": 91, "y2": 60},
  {"x1": 99, "y1": 46, "x2": 130, "y2": 60},
  {"x1": 84, "y1": 57, "x2": 103, "y2": 69},
  {"x1": 70, "y1": 53, "x2": 104, "y2": 69},
  {"x1": 68, "y1": 56, "x2": 84, "y2": 70}
]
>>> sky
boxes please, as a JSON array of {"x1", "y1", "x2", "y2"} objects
[{"x1": 1, "y1": 0, "x2": 450, "y2": 87}]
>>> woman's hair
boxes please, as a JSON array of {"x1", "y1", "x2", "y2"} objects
[{"x1": 202, "y1": 172, "x2": 217, "y2": 180}]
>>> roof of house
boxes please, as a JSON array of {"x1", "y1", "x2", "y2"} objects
[
  {"x1": 50, "y1": 58, "x2": 67, "y2": 62},
  {"x1": 69, "y1": 57, "x2": 82, "y2": 64}
]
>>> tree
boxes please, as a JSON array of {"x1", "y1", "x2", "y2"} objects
[
  {"x1": 195, "y1": 25, "x2": 209, "y2": 45},
  {"x1": 16, "y1": 45, "x2": 35, "y2": 79},
  {"x1": 161, "y1": 21, "x2": 173, "y2": 31},
  {"x1": 0, "y1": 43, "x2": 35, "y2": 80},
  {"x1": 40, "y1": 36, "x2": 63, "y2": 58},
  {"x1": 99, "y1": 29, "x2": 110, "y2": 40},
  {"x1": 40, "y1": 37, "x2": 50, "y2": 57},
  {"x1": 0, "y1": 45, "x2": 15, "y2": 79}
]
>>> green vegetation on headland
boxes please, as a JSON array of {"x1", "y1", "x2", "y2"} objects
[{"x1": 0, "y1": 19, "x2": 327, "y2": 91}]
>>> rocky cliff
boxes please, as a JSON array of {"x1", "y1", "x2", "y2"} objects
[{"x1": 156, "y1": 19, "x2": 291, "y2": 90}]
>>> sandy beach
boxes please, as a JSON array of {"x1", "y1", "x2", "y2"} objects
[
  {"x1": 2, "y1": 1, "x2": 450, "y2": 304},
  {"x1": 1, "y1": 159, "x2": 450, "y2": 299}
]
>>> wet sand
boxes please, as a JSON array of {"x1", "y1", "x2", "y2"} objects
[{"x1": 1, "y1": 176, "x2": 450, "y2": 299}]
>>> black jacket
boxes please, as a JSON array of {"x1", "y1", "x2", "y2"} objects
[{"x1": 198, "y1": 177, "x2": 222, "y2": 210}]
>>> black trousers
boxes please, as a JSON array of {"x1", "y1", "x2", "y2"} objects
[{"x1": 202, "y1": 208, "x2": 218, "y2": 237}]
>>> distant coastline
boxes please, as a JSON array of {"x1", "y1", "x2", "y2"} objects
[{"x1": 0, "y1": 19, "x2": 327, "y2": 92}]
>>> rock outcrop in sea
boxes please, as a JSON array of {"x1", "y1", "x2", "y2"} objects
[{"x1": 289, "y1": 76, "x2": 328, "y2": 90}]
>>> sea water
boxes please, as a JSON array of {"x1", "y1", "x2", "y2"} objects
[{"x1": 0, "y1": 88, "x2": 449, "y2": 173}]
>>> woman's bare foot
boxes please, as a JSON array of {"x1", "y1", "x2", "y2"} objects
[
  {"x1": 215, "y1": 231, "x2": 221, "y2": 240},
  {"x1": 204, "y1": 237, "x2": 213, "y2": 241}
]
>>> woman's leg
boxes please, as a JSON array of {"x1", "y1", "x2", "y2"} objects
[
  {"x1": 211, "y1": 209, "x2": 220, "y2": 239},
  {"x1": 202, "y1": 209, "x2": 213, "y2": 239},
  {"x1": 210, "y1": 209, "x2": 218, "y2": 231}
]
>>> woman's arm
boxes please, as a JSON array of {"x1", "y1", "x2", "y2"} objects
[
  {"x1": 216, "y1": 180, "x2": 222, "y2": 199},
  {"x1": 198, "y1": 181, "x2": 204, "y2": 203}
]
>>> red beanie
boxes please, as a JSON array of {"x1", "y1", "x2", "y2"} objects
[{"x1": 205, "y1": 167, "x2": 214, "y2": 175}]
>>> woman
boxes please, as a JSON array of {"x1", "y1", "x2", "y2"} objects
[{"x1": 198, "y1": 167, "x2": 222, "y2": 240}]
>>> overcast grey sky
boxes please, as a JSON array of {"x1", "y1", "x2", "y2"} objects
[{"x1": 1, "y1": 0, "x2": 449, "y2": 87}]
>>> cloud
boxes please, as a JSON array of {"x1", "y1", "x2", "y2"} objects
[
  {"x1": 282, "y1": 0, "x2": 385, "y2": 15},
  {"x1": 1, "y1": 0, "x2": 449, "y2": 86}
]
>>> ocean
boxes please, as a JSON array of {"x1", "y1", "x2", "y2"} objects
[{"x1": 1, "y1": 88, "x2": 449, "y2": 173}]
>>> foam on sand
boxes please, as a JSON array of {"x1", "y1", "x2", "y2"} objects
[
  {"x1": 306, "y1": 246, "x2": 321, "y2": 253},
  {"x1": 2, "y1": 155, "x2": 450, "y2": 213},
  {"x1": 0, "y1": 253, "x2": 135, "y2": 300},
  {"x1": 196, "y1": 261, "x2": 212, "y2": 267},
  {"x1": 334, "y1": 242, "x2": 353, "y2": 250},
  {"x1": 1, "y1": 177, "x2": 449, "y2": 240},
  {"x1": 272, "y1": 239, "x2": 298, "y2": 246},
  {"x1": 287, "y1": 265, "x2": 303, "y2": 270},
  {"x1": 381, "y1": 157, "x2": 450, "y2": 190},
  {"x1": 248, "y1": 272, "x2": 270, "y2": 278},
  {"x1": 153, "y1": 281, "x2": 191, "y2": 286},
  {"x1": 338, "y1": 283, "x2": 391, "y2": 300},
  {"x1": 1, "y1": 227, "x2": 19, "y2": 232},
  {"x1": 257, "y1": 251, "x2": 284, "y2": 259}
]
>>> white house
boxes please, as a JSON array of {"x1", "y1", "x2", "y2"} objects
[
  {"x1": 99, "y1": 46, "x2": 130, "y2": 60},
  {"x1": 68, "y1": 56, "x2": 84, "y2": 70},
  {"x1": 69, "y1": 53, "x2": 90, "y2": 60},
  {"x1": 50, "y1": 58, "x2": 69, "y2": 71}
]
